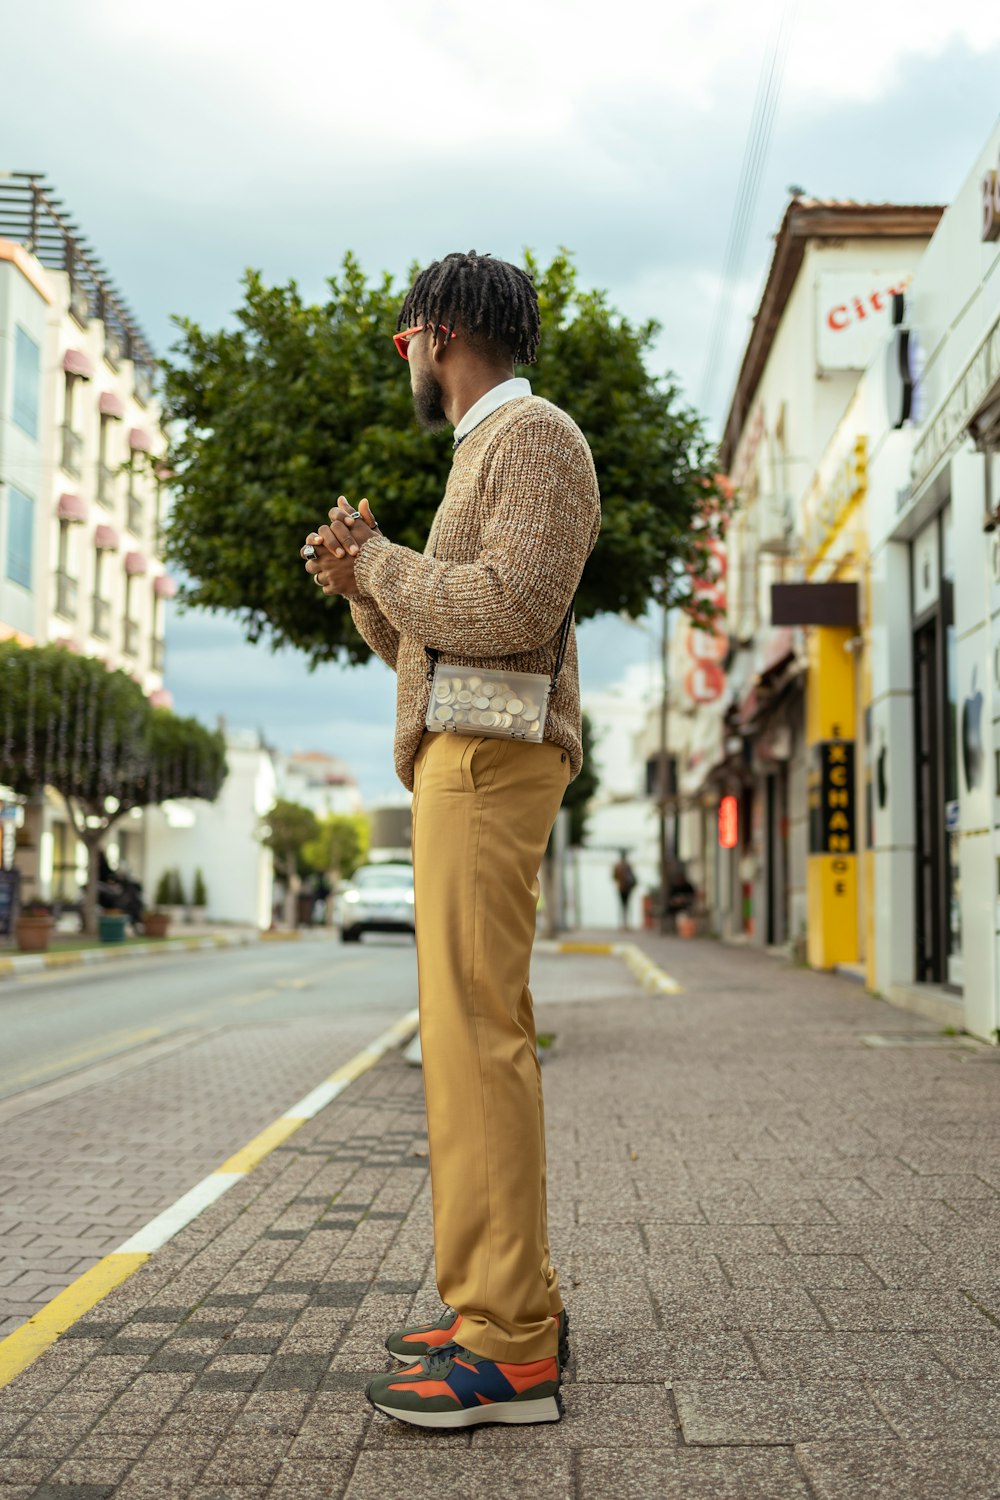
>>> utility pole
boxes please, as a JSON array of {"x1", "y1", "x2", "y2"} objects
[{"x1": 657, "y1": 593, "x2": 672, "y2": 932}]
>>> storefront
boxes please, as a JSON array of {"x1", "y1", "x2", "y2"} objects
[{"x1": 864, "y1": 120, "x2": 1000, "y2": 1040}]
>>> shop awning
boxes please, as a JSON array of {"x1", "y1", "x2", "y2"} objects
[
  {"x1": 125, "y1": 551, "x2": 148, "y2": 575},
  {"x1": 62, "y1": 348, "x2": 94, "y2": 379},
  {"x1": 149, "y1": 688, "x2": 174, "y2": 709},
  {"x1": 128, "y1": 427, "x2": 152, "y2": 453},
  {"x1": 99, "y1": 390, "x2": 125, "y2": 419},
  {"x1": 57, "y1": 492, "x2": 87, "y2": 523},
  {"x1": 153, "y1": 573, "x2": 177, "y2": 599},
  {"x1": 95, "y1": 524, "x2": 120, "y2": 551}
]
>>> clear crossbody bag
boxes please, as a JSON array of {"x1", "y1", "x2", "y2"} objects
[{"x1": 424, "y1": 604, "x2": 574, "y2": 745}]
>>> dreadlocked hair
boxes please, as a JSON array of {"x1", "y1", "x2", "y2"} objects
[{"x1": 397, "y1": 251, "x2": 541, "y2": 365}]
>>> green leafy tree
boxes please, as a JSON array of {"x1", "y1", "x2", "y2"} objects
[
  {"x1": 302, "y1": 812, "x2": 370, "y2": 926},
  {"x1": 160, "y1": 252, "x2": 730, "y2": 667},
  {"x1": 261, "y1": 799, "x2": 320, "y2": 926},
  {"x1": 302, "y1": 813, "x2": 368, "y2": 883},
  {"x1": 0, "y1": 643, "x2": 226, "y2": 933}
]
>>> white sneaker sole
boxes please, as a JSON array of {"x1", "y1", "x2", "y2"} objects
[{"x1": 370, "y1": 1394, "x2": 561, "y2": 1428}]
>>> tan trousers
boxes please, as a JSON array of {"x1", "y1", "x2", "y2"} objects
[{"x1": 411, "y1": 729, "x2": 571, "y2": 1363}]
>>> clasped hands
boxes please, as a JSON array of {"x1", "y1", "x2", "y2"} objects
[{"x1": 300, "y1": 497, "x2": 380, "y2": 597}]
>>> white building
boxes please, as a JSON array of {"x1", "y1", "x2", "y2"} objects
[
  {"x1": 142, "y1": 730, "x2": 276, "y2": 929},
  {"x1": 275, "y1": 749, "x2": 362, "y2": 819},
  {"x1": 0, "y1": 174, "x2": 173, "y2": 906},
  {"x1": 675, "y1": 197, "x2": 941, "y2": 957},
  {"x1": 853, "y1": 119, "x2": 1000, "y2": 1041},
  {"x1": 579, "y1": 663, "x2": 661, "y2": 929}
]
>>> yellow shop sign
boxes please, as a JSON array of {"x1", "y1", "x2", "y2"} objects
[{"x1": 805, "y1": 434, "x2": 868, "y2": 572}]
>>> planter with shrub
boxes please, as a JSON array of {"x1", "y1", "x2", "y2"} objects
[{"x1": 15, "y1": 899, "x2": 54, "y2": 953}]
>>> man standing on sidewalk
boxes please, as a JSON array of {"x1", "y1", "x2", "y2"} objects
[{"x1": 302, "y1": 251, "x2": 600, "y2": 1429}]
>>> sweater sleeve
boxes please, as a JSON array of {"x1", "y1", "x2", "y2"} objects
[
  {"x1": 352, "y1": 416, "x2": 600, "y2": 656},
  {"x1": 348, "y1": 596, "x2": 400, "y2": 670}
]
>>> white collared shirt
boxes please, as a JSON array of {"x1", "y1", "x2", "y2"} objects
[{"x1": 453, "y1": 377, "x2": 532, "y2": 445}]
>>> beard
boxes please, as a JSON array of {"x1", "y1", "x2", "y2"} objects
[{"x1": 411, "y1": 368, "x2": 449, "y2": 432}]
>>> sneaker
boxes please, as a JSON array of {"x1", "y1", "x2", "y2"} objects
[
  {"x1": 386, "y1": 1305, "x2": 570, "y2": 1370},
  {"x1": 367, "y1": 1341, "x2": 561, "y2": 1429}
]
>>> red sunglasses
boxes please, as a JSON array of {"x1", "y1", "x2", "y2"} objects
[{"x1": 393, "y1": 322, "x2": 458, "y2": 360}]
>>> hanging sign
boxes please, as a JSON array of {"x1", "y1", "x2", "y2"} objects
[
  {"x1": 718, "y1": 795, "x2": 739, "y2": 849},
  {"x1": 982, "y1": 151, "x2": 1000, "y2": 242},
  {"x1": 817, "y1": 272, "x2": 911, "y2": 371},
  {"x1": 808, "y1": 740, "x2": 856, "y2": 856}
]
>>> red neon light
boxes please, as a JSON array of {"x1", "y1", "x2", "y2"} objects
[{"x1": 719, "y1": 795, "x2": 739, "y2": 849}]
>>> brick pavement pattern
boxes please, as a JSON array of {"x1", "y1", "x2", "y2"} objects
[
  {"x1": 0, "y1": 1014, "x2": 409, "y2": 1340},
  {"x1": 1, "y1": 937, "x2": 1000, "y2": 1497}
]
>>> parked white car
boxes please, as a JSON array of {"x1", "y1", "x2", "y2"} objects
[{"x1": 338, "y1": 862, "x2": 415, "y2": 942}]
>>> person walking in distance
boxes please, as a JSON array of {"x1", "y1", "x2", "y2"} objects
[
  {"x1": 613, "y1": 850, "x2": 638, "y2": 930},
  {"x1": 301, "y1": 252, "x2": 600, "y2": 1429}
]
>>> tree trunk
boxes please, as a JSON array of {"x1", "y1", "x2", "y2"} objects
[
  {"x1": 539, "y1": 852, "x2": 557, "y2": 940},
  {"x1": 325, "y1": 870, "x2": 338, "y2": 927},
  {"x1": 284, "y1": 862, "x2": 300, "y2": 929},
  {"x1": 82, "y1": 836, "x2": 102, "y2": 937}
]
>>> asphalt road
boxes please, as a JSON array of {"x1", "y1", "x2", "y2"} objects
[{"x1": 0, "y1": 934, "x2": 418, "y2": 1103}]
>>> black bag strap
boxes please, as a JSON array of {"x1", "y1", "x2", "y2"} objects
[{"x1": 424, "y1": 598, "x2": 576, "y2": 696}]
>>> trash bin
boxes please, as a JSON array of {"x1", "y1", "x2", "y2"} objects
[{"x1": 99, "y1": 912, "x2": 128, "y2": 944}]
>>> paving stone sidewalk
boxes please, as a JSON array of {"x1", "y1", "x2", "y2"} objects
[{"x1": 2, "y1": 936, "x2": 1000, "y2": 1498}]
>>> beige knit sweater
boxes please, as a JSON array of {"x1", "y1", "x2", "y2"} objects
[{"x1": 349, "y1": 395, "x2": 601, "y2": 791}]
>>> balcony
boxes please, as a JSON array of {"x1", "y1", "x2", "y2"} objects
[
  {"x1": 55, "y1": 571, "x2": 78, "y2": 620},
  {"x1": 91, "y1": 596, "x2": 111, "y2": 640},
  {"x1": 97, "y1": 462, "x2": 116, "y2": 507},
  {"x1": 69, "y1": 278, "x2": 90, "y2": 328},
  {"x1": 127, "y1": 494, "x2": 144, "y2": 535},
  {"x1": 152, "y1": 637, "x2": 165, "y2": 671},
  {"x1": 134, "y1": 363, "x2": 153, "y2": 405},
  {"x1": 61, "y1": 424, "x2": 84, "y2": 478},
  {"x1": 104, "y1": 328, "x2": 123, "y2": 370},
  {"x1": 123, "y1": 618, "x2": 140, "y2": 658}
]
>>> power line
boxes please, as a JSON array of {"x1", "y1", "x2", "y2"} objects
[{"x1": 699, "y1": 4, "x2": 796, "y2": 426}]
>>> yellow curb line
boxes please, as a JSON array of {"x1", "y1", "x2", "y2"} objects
[
  {"x1": 0, "y1": 1007, "x2": 419, "y2": 1392},
  {"x1": 259, "y1": 930, "x2": 302, "y2": 943},
  {"x1": 553, "y1": 939, "x2": 683, "y2": 995},
  {"x1": 41, "y1": 951, "x2": 86, "y2": 969},
  {"x1": 0, "y1": 958, "x2": 15, "y2": 977},
  {"x1": 0, "y1": 1255, "x2": 148, "y2": 1388}
]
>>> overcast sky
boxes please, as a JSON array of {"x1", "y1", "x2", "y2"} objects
[{"x1": 4, "y1": 1, "x2": 999, "y2": 800}]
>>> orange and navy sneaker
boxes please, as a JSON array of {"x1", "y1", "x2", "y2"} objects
[
  {"x1": 367, "y1": 1341, "x2": 561, "y2": 1429},
  {"x1": 386, "y1": 1305, "x2": 570, "y2": 1370}
]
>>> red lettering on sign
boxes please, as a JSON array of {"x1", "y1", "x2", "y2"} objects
[
  {"x1": 685, "y1": 662, "x2": 726, "y2": 703},
  {"x1": 828, "y1": 305, "x2": 849, "y2": 331}
]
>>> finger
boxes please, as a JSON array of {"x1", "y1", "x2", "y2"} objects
[
  {"x1": 318, "y1": 524, "x2": 347, "y2": 558},
  {"x1": 336, "y1": 497, "x2": 358, "y2": 523},
  {"x1": 359, "y1": 498, "x2": 377, "y2": 529},
  {"x1": 326, "y1": 516, "x2": 357, "y2": 547},
  {"x1": 324, "y1": 516, "x2": 360, "y2": 556}
]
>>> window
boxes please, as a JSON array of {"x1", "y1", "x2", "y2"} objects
[
  {"x1": 5, "y1": 485, "x2": 34, "y2": 588},
  {"x1": 13, "y1": 327, "x2": 40, "y2": 438}
]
